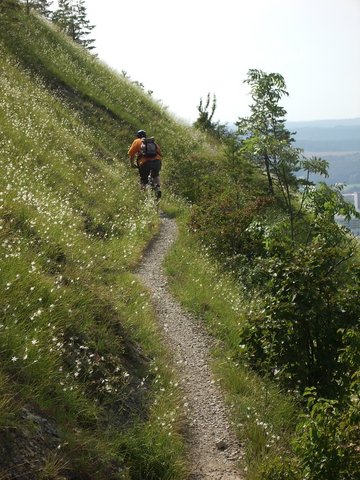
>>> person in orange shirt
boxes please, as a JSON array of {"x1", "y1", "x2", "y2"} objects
[{"x1": 128, "y1": 130, "x2": 162, "y2": 199}]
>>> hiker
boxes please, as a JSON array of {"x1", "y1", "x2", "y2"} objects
[{"x1": 128, "y1": 130, "x2": 162, "y2": 198}]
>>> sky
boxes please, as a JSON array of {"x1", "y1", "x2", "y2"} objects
[{"x1": 60, "y1": 0, "x2": 360, "y2": 124}]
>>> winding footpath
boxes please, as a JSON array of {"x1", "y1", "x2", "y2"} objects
[{"x1": 136, "y1": 214, "x2": 244, "y2": 480}]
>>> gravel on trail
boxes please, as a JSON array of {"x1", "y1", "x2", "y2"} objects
[{"x1": 136, "y1": 213, "x2": 244, "y2": 480}]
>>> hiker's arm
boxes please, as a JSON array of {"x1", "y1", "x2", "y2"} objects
[{"x1": 128, "y1": 139, "x2": 141, "y2": 167}]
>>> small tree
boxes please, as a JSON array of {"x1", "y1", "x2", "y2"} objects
[
  {"x1": 52, "y1": 0, "x2": 71, "y2": 31},
  {"x1": 237, "y1": 69, "x2": 331, "y2": 240},
  {"x1": 237, "y1": 69, "x2": 295, "y2": 195},
  {"x1": 193, "y1": 93, "x2": 228, "y2": 139},
  {"x1": 194, "y1": 93, "x2": 217, "y2": 131},
  {"x1": 23, "y1": 0, "x2": 52, "y2": 17},
  {"x1": 71, "y1": 0, "x2": 95, "y2": 50},
  {"x1": 52, "y1": 0, "x2": 95, "y2": 50}
]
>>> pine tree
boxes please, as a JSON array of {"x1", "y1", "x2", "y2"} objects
[
  {"x1": 19, "y1": 0, "x2": 52, "y2": 17},
  {"x1": 31, "y1": 0, "x2": 52, "y2": 18},
  {"x1": 35, "y1": 0, "x2": 52, "y2": 18},
  {"x1": 51, "y1": 0, "x2": 71, "y2": 31},
  {"x1": 72, "y1": 0, "x2": 95, "y2": 50},
  {"x1": 52, "y1": 0, "x2": 95, "y2": 51}
]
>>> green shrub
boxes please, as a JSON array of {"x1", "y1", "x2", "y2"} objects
[
  {"x1": 260, "y1": 456, "x2": 300, "y2": 480},
  {"x1": 293, "y1": 386, "x2": 360, "y2": 480},
  {"x1": 239, "y1": 238, "x2": 360, "y2": 397},
  {"x1": 190, "y1": 189, "x2": 274, "y2": 262}
]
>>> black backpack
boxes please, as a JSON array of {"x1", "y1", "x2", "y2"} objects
[{"x1": 141, "y1": 137, "x2": 157, "y2": 158}]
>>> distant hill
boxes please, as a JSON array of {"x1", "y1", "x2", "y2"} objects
[
  {"x1": 287, "y1": 118, "x2": 360, "y2": 129},
  {"x1": 287, "y1": 118, "x2": 360, "y2": 152}
]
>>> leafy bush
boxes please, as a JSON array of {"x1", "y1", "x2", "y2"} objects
[
  {"x1": 190, "y1": 188, "x2": 274, "y2": 263},
  {"x1": 239, "y1": 236, "x2": 360, "y2": 396},
  {"x1": 260, "y1": 456, "x2": 300, "y2": 480},
  {"x1": 260, "y1": 348, "x2": 360, "y2": 480},
  {"x1": 293, "y1": 385, "x2": 360, "y2": 480},
  {"x1": 166, "y1": 151, "x2": 217, "y2": 203}
]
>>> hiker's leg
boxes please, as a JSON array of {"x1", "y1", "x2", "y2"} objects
[
  {"x1": 149, "y1": 160, "x2": 162, "y2": 199},
  {"x1": 150, "y1": 160, "x2": 161, "y2": 187},
  {"x1": 139, "y1": 163, "x2": 150, "y2": 190}
]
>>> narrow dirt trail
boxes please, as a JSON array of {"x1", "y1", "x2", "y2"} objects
[{"x1": 136, "y1": 214, "x2": 244, "y2": 480}]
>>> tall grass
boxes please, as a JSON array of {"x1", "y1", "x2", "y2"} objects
[{"x1": 0, "y1": 6, "x2": 191, "y2": 478}]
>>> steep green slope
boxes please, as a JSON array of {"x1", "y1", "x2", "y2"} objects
[
  {"x1": 0, "y1": 5, "x2": 209, "y2": 479},
  {"x1": 0, "y1": 4, "x2": 206, "y2": 177}
]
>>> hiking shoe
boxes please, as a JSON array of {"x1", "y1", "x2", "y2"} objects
[{"x1": 153, "y1": 185, "x2": 161, "y2": 199}]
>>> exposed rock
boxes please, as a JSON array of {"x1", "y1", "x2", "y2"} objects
[{"x1": 0, "y1": 407, "x2": 67, "y2": 480}]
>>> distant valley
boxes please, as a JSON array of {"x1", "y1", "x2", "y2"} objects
[{"x1": 287, "y1": 118, "x2": 360, "y2": 191}]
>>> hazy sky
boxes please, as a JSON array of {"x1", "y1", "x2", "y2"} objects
[{"x1": 68, "y1": 0, "x2": 360, "y2": 124}]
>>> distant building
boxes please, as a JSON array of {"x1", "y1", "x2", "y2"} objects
[
  {"x1": 336, "y1": 192, "x2": 360, "y2": 236},
  {"x1": 342, "y1": 192, "x2": 360, "y2": 211}
]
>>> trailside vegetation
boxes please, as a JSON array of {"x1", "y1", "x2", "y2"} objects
[
  {"x1": 193, "y1": 92, "x2": 231, "y2": 140},
  {"x1": 177, "y1": 69, "x2": 360, "y2": 478}
]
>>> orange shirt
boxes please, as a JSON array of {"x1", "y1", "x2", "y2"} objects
[{"x1": 127, "y1": 138, "x2": 162, "y2": 166}]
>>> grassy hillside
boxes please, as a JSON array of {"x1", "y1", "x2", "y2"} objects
[{"x1": 0, "y1": 5, "x2": 213, "y2": 478}]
